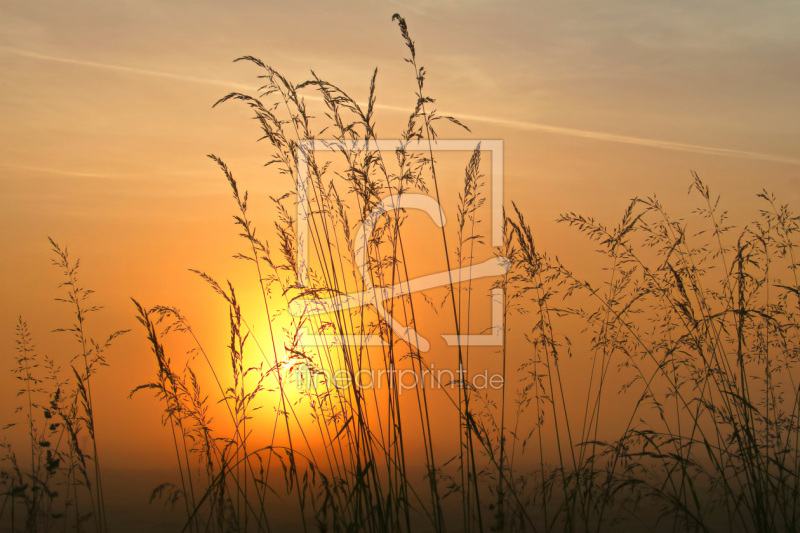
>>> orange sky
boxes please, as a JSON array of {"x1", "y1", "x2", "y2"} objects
[{"x1": 2, "y1": 0, "x2": 800, "y2": 500}]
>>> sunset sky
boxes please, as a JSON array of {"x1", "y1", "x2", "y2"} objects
[{"x1": 2, "y1": 1, "x2": 800, "y2": 529}]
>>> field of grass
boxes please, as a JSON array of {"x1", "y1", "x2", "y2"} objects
[{"x1": 2, "y1": 14, "x2": 800, "y2": 533}]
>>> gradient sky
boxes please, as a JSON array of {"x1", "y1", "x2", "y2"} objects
[{"x1": 2, "y1": 0, "x2": 800, "y2": 479}]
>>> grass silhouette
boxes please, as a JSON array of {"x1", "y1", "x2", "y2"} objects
[
  {"x1": 1, "y1": 240, "x2": 127, "y2": 533},
  {"x1": 2, "y1": 13, "x2": 800, "y2": 533}
]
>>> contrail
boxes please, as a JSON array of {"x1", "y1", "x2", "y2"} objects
[
  {"x1": 445, "y1": 111, "x2": 800, "y2": 166},
  {"x1": 5, "y1": 46, "x2": 799, "y2": 166},
  {"x1": 2, "y1": 46, "x2": 253, "y2": 91},
  {"x1": 0, "y1": 163, "x2": 115, "y2": 179}
]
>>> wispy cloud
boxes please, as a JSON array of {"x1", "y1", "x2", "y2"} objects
[
  {"x1": 445, "y1": 111, "x2": 800, "y2": 166},
  {"x1": 6, "y1": 46, "x2": 799, "y2": 167},
  {"x1": 371, "y1": 103, "x2": 800, "y2": 166},
  {"x1": 1, "y1": 46, "x2": 252, "y2": 91},
  {"x1": 0, "y1": 163, "x2": 118, "y2": 179}
]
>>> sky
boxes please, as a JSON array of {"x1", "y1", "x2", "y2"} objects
[{"x1": 1, "y1": 0, "x2": 800, "y2": 526}]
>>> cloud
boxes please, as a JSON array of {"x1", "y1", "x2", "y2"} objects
[
  {"x1": 0, "y1": 163, "x2": 118, "y2": 179},
  {"x1": 1, "y1": 46, "x2": 252, "y2": 91},
  {"x1": 5, "y1": 46, "x2": 799, "y2": 167},
  {"x1": 370, "y1": 103, "x2": 800, "y2": 166},
  {"x1": 443, "y1": 111, "x2": 800, "y2": 166}
]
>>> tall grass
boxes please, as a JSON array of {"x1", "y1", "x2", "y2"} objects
[
  {"x1": 127, "y1": 15, "x2": 800, "y2": 533},
  {"x1": 1, "y1": 240, "x2": 127, "y2": 533},
  {"x1": 4, "y1": 13, "x2": 799, "y2": 533},
  {"x1": 505, "y1": 175, "x2": 800, "y2": 532}
]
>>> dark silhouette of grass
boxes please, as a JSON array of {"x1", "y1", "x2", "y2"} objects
[
  {"x1": 1, "y1": 240, "x2": 127, "y2": 533},
  {"x1": 126, "y1": 15, "x2": 800, "y2": 533},
  {"x1": 3, "y1": 13, "x2": 799, "y2": 533}
]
